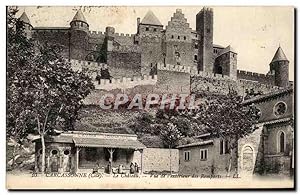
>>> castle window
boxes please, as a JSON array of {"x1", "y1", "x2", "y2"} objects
[
  {"x1": 154, "y1": 28, "x2": 157, "y2": 32},
  {"x1": 278, "y1": 131, "x2": 286, "y2": 153},
  {"x1": 81, "y1": 22, "x2": 83, "y2": 27},
  {"x1": 178, "y1": 36, "x2": 180, "y2": 39},
  {"x1": 184, "y1": 36, "x2": 186, "y2": 40},
  {"x1": 195, "y1": 44, "x2": 198, "y2": 49},
  {"x1": 200, "y1": 149, "x2": 208, "y2": 161},
  {"x1": 146, "y1": 27, "x2": 149, "y2": 31},
  {"x1": 194, "y1": 55, "x2": 198, "y2": 61},
  {"x1": 171, "y1": 35, "x2": 174, "y2": 39}
]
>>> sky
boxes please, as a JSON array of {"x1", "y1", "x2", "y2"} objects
[{"x1": 17, "y1": 6, "x2": 294, "y2": 80}]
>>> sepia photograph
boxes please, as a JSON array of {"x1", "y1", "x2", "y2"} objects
[{"x1": 5, "y1": 5, "x2": 295, "y2": 190}]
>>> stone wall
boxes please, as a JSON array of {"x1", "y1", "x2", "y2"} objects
[
  {"x1": 237, "y1": 70, "x2": 275, "y2": 86},
  {"x1": 238, "y1": 125, "x2": 264, "y2": 176},
  {"x1": 141, "y1": 148, "x2": 179, "y2": 173},
  {"x1": 155, "y1": 70, "x2": 190, "y2": 94},
  {"x1": 33, "y1": 29, "x2": 71, "y2": 59},
  {"x1": 107, "y1": 51, "x2": 141, "y2": 78},
  {"x1": 191, "y1": 75, "x2": 281, "y2": 97}
]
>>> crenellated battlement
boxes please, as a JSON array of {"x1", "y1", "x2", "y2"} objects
[
  {"x1": 157, "y1": 63, "x2": 195, "y2": 73},
  {"x1": 157, "y1": 63, "x2": 232, "y2": 80},
  {"x1": 237, "y1": 69, "x2": 275, "y2": 85},
  {"x1": 89, "y1": 30, "x2": 105, "y2": 35},
  {"x1": 237, "y1": 79, "x2": 280, "y2": 91},
  {"x1": 93, "y1": 75, "x2": 157, "y2": 90},
  {"x1": 237, "y1": 70, "x2": 271, "y2": 78},
  {"x1": 113, "y1": 32, "x2": 135, "y2": 38},
  {"x1": 70, "y1": 59, "x2": 107, "y2": 73}
]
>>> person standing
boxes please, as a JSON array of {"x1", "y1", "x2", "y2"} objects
[
  {"x1": 134, "y1": 162, "x2": 139, "y2": 174},
  {"x1": 130, "y1": 162, "x2": 135, "y2": 174}
]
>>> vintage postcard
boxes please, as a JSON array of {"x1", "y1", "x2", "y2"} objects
[{"x1": 6, "y1": 6, "x2": 295, "y2": 189}]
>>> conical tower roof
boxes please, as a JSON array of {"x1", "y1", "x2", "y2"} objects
[
  {"x1": 19, "y1": 12, "x2": 31, "y2": 25},
  {"x1": 71, "y1": 10, "x2": 87, "y2": 23},
  {"x1": 141, "y1": 10, "x2": 162, "y2": 26},
  {"x1": 271, "y1": 46, "x2": 289, "y2": 63}
]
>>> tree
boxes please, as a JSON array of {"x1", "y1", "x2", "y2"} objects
[
  {"x1": 195, "y1": 92, "x2": 260, "y2": 176},
  {"x1": 159, "y1": 123, "x2": 182, "y2": 148},
  {"x1": 7, "y1": 7, "x2": 37, "y2": 167},
  {"x1": 7, "y1": 7, "x2": 95, "y2": 173},
  {"x1": 158, "y1": 123, "x2": 182, "y2": 174}
]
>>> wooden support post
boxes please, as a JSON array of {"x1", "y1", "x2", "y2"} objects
[
  {"x1": 75, "y1": 147, "x2": 80, "y2": 173},
  {"x1": 46, "y1": 155, "x2": 50, "y2": 172},
  {"x1": 34, "y1": 153, "x2": 38, "y2": 173},
  {"x1": 140, "y1": 149, "x2": 143, "y2": 174},
  {"x1": 107, "y1": 148, "x2": 115, "y2": 174}
]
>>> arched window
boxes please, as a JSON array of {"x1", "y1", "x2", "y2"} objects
[{"x1": 278, "y1": 131, "x2": 285, "y2": 153}]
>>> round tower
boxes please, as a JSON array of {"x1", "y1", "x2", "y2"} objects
[
  {"x1": 69, "y1": 10, "x2": 89, "y2": 60},
  {"x1": 18, "y1": 12, "x2": 33, "y2": 38},
  {"x1": 269, "y1": 46, "x2": 289, "y2": 87}
]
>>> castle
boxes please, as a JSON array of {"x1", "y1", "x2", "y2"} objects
[
  {"x1": 19, "y1": 8, "x2": 291, "y2": 102},
  {"x1": 19, "y1": 7, "x2": 294, "y2": 177}
]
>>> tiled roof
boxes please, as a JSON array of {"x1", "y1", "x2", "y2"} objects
[
  {"x1": 219, "y1": 45, "x2": 236, "y2": 56},
  {"x1": 141, "y1": 10, "x2": 162, "y2": 26},
  {"x1": 74, "y1": 121, "x2": 135, "y2": 134},
  {"x1": 194, "y1": 133, "x2": 211, "y2": 139},
  {"x1": 213, "y1": 44, "x2": 224, "y2": 49},
  {"x1": 33, "y1": 135, "x2": 73, "y2": 143},
  {"x1": 271, "y1": 46, "x2": 289, "y2": 63},
  {"x1": 177, "y1": 140, "x2": 213, "y2": 149},
  {"x1": 263, "y1": 117, "x2": 292, "y2": 125},
  {"x1": 72, "y1": 10, "x2": 87, "y2": 23},
  {"x1": 19, "y1": 12, "x2": 31, "y2": 25},
  {"x1": 242, "y1": 87, "x2": 293, "y2": 105},
  {"x1": 73, "y1": 137, "x2": 146, "y2": 149}
]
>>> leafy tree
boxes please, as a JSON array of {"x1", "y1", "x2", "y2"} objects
[
  {"x1": 195, "y1": 92, "x2": 260, "y2": 176},
  {"x1": 7, "y1": 7, "x2": 95, "y2": 173},
  {"x1": 158, "y1": 123, "x2": 182, "y2": 148},
  {"x1": 158, "y1": 123, "x2": 182, "y2": 174},
  {"x1": 7, "y1": 7, "x2": 37, "y2": 167}
]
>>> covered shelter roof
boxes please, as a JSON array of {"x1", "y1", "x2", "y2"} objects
[
  {"x1": 73, "y1": 137, "x2": 146, "y2": 150},
  {"x1": 177, "y1": 140, "x2": 213, "y2": 149}
]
